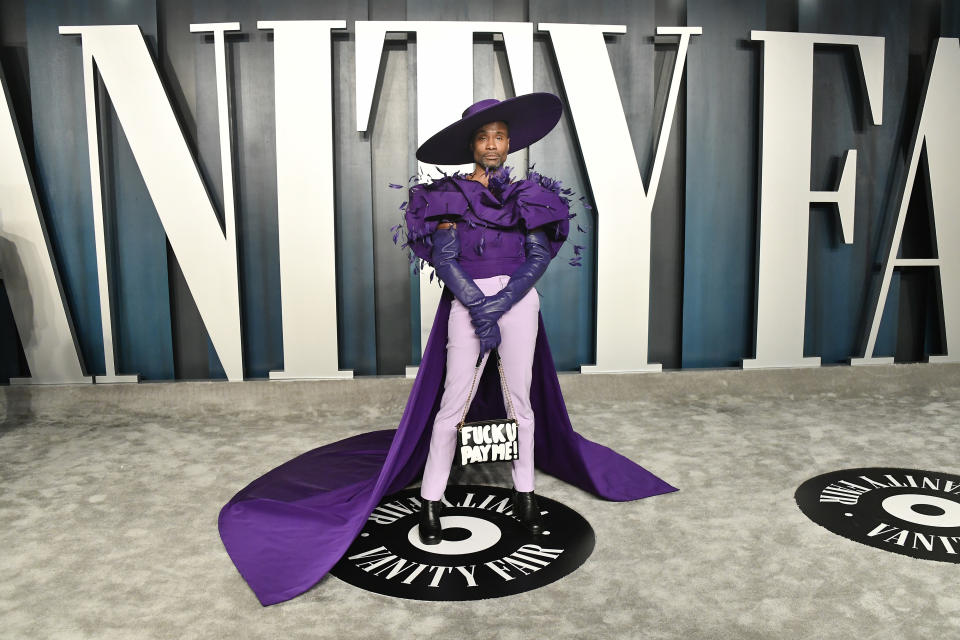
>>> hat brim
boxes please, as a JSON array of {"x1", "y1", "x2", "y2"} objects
[{"x1": 415, "y1": 93, "x2": 563, "y2": 165}]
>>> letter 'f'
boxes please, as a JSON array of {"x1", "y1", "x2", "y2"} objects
[{"x1": 745, "y1": 31, "x2": 884, "y2": 368}]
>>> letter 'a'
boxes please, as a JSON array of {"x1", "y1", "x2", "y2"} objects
[{"x1": 854, "y1": 38, "x2": 960, "y2": 365}]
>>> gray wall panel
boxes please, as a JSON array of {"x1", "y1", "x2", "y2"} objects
[
  {"x1": 218, "y1": 1, "x2": 283, "y2": 378},
  {"x1": 650, "y1": 0, "x2": 686, "y2": 369},
  {"x1": 156, "y1": 0, "x2": 212, "y2": 379},
  {"x1": 331, "y1": 2, "x2": 378, "y2": 376},
  {"x1": 682, "y1": 0, "x2": 765, "y2": 367},
  {"x1": 24, "y1": 1, "x2": 104, "y2": 375},
  {"x1": 803, "y1": 0, "x2": 912, "y2": 363},
  {"x1": 371, "y1": 37, "x2": 413, "y2": 375},
  {"x1": 369, "y1": 1, "x2": 411, "y2": 374}
]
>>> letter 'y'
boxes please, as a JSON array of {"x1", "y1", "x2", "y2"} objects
[{"x1": 539, "y1": 24, "x2": 701, "y2": 374}]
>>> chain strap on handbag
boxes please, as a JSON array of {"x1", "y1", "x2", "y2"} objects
[{"x1": 456, "y1": 349, "x2": 520, "y2": 465}]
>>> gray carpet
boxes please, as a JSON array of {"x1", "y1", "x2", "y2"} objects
[{"x1": 1, "y1": 364, "x2": 958, "y2": 639}]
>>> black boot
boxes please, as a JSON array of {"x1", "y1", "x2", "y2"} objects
[
  {"x1": 512, "y1": 490, "x2": 544, "y2": 535},
  {"x1": 418, "y1": 499, "x2": 442, "y2": 545}
]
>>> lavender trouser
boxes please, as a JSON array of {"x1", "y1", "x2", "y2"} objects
[{"x1": 420, "y1": 275, "x2": 540, "y2": 501}]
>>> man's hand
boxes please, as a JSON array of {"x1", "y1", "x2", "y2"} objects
[
  {"x1": 474, "y1": 319, "x2": 501, "y2": 353},
  {"x1": 468, "y1": 294, "x2": 511, "y2": 332}
]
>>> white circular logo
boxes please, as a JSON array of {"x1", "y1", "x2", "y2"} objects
[
  {"x1": 407, "y1": 515, "x2": 501, "y2": 554},
  {"x1": 332, "y1": 485, "x2": 596, "y2": 600},
  {"x1": 881, "y1": 494, "x2": 960, "y2": 528},
  {"x1": 796, "y1": 468, "x2": 960, "y2": 564}
]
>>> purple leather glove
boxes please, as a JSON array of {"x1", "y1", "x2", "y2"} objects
[
  {"x1": 468, "y1": 228, "x2": 551, "y2": 332},
  {"x1": 431, "y1": 225, "x2": 501, "y2": 353}
]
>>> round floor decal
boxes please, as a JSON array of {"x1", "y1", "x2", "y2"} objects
[
  {"x1": 330, "y1": 485, "x2": 595, "y2": 600},
  {"x1": 795, "y1": 467, "x2": 960, "y2": 563}
]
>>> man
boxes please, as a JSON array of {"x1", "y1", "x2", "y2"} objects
[
  {"x1": 218, "y1": 93, "x2": 676, "y2": 607},
  {"x1": 405, "y1": 94, "x2": 571, "y2": 543}
]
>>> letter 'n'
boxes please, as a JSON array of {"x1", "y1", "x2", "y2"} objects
[
  {"x1": 58, "y1": 25, "x2": 243, "y2": 382},
  {"x1": 854, "y1": 38, "x2": 960, "y2": 365}
]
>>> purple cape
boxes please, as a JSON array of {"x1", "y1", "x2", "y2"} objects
[{"x1": 218, "y1": 303, "x2": 677, "y2": 607}]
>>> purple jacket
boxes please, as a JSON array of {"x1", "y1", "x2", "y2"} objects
[{"x1": 404, "y1": 173, "x2": 571, "y2": 278}]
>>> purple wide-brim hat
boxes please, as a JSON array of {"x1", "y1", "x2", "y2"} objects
[{"x1": 416, "y1": 92, "x2": 563, "y2": 165}]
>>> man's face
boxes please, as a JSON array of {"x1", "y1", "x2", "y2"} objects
[{"x1": 471, "y1": 121, "x2": 510, "y2": 169}]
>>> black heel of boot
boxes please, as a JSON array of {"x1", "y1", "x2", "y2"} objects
[
  {"x1": 512, "y1": 490, "x2": 544, "y2": 535},
  {"x1": 418, "y1": 499, "x2": 442, "y2": 545}
]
